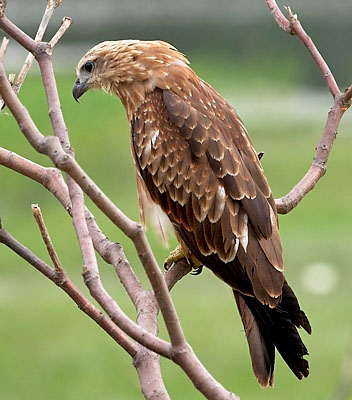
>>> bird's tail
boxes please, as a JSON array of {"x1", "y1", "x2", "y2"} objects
[{"x1": 233, "y1": 282, "x2": 311, "y2": 387}]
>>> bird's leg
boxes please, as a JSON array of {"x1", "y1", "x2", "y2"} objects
[{"x1": 164, "y1": 244, "x2": 203, "y2": 275}]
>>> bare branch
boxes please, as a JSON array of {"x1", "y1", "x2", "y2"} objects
[
  {"x1": 165, "y1": 259, "x2": 192, "y2": 291},
  {"x1": 31, "y1": 203, "x2": 64, "y2": 271},
  {"x1": 0, "y1": 151, "x2": 172, "y2": 362},
  {"x1": 0, "y1": 0, "x2": 66, "y2": 110},
  {"x1": 342, "y1": 84, "x2": 352, "y2": 106},
  {"x1": 0, "y1": 149, "x2": 171, "y2": 356},
  {"x1": 13, "y1": 1, "x2": 55, "y2": 92},
  {"x1": 265, "y1": 1, "x2": 352, "y2": 213},
  {"x1": 265, "y1": 0, "x2": 290, "y2": 32},
  {"x1": 276, "y1": 96, "x2": 346, "y2": 213},
  {"x1": 0, "y1": 36, "x2": 9, "y2": 60},
  {"x1": 0, "y1": 225, "x2": 138, "y2": 358},
  {"x1": 48, "y1": 16, "x2": 72, "y2": 48},
  {"x1": 0, "y1": 148, "x2": 71, "y2": 210},
  {"x1": 85, "y1": 213, "x2": 144, "y2": 306},
  {"x1": 266, "y1": 0, "x2": 340, "y2": 98}
]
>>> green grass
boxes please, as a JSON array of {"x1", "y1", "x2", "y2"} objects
[{"x1": 1, "y1": 69, "x2": 352, "y2": 399}]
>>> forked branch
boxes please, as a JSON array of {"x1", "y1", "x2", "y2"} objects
[
  {"x1": 266, "y1": 1, "x2": 352, "y2": 213},
  {"x1": 0, "y1": 223, "x2": 137, "y2": 358}
]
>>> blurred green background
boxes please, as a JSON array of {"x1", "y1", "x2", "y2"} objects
[{"x1": 1, "y1": 1, "x2": 352, "y2": 399}]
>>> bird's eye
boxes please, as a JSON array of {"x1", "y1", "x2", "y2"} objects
[{"x1": 82, "y1": 61, "x2": 93, "y2": 73}]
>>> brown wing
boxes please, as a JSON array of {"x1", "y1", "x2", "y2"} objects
[{"x1": 131, "y1": 81, "x2": 284, "y2": 305}]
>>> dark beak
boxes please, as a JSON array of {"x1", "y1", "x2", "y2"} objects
[{"x1": 72, "y1": 78, "x2": 88, "y2": 102}]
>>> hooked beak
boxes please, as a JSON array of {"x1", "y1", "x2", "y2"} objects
[{"x1": 72, "y1": 78, "x2": 88, "y2": 102}]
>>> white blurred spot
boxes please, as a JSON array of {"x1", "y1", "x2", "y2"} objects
[{"x1": 301, "y1": 262, "x2": 339, "y2": 295}]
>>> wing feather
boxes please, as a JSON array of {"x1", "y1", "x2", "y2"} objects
[{"x1": 132, "y1": 85, "x2": 284, "y2": 302}]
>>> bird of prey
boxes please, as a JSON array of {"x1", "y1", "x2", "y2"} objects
[{"x1": 73, "y1": 40, "x2": 311, "y2": 387}]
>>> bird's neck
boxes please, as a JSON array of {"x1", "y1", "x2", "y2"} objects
[{"x1": 113, "y1": 80, "x2": 156, "y2": 121}]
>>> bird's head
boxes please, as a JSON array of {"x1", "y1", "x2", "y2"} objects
[{"x1": 73, "y1": 40, "x2": 191, "y2": 117}]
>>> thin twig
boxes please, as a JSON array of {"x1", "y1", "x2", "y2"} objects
[
  {"x1": 0, "y1": 225, "x2": 137, "y2": 358},
  {"x1": 0, "y1": 36, "x2": 9, "y2": 60},
  {"x1": 31, "y1": 203, "x2": 64, "y2": 271},
  {"x1": 0, "y1": 0, "x2": 65, "y2": 110},
  {"x1": 0, "y1": 37, "x2": 8, "y2": 105},
  {"x1": 48, "y1": 16, "x2": 72, "y2": 48},
  {"x1": 266, "y1": 0, "x2": 340, "y2": 98}
]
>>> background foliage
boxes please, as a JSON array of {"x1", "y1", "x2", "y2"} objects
[{"x1": 1, "y1": 1, "x2": 352, "y2": 399}]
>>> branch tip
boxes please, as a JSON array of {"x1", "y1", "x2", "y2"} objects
[
  {"x1": 0, "y1": 36, "x2": 9, "y2": 61},
  {"x1": 54, "y1": 0, "x2": 64, "y2": 9},
  {"x1": 48, "y1": 16, "x2": 73, "y2": 48},
  {"x1": 284, "y1": 5, "x2": 297, "y2": 21},
  {"x1": 31, "y1": 203, "x2": 64, "y2": 271}
]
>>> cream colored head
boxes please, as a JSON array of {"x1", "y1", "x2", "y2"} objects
[{"x1": 73, "y1": 40, "x2": 190, "y2": 103}]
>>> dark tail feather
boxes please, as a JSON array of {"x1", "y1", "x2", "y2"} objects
[
  {"x1": 234, "y1": 282, "x2": 311, "y2": 387},
  {"x1": 234, "y1": 292, "x2": 275, "y2": 387}
]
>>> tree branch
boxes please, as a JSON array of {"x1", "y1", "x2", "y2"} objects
[
  {"x1": 275, "y1": 94, "x2": 347, "y2": 214},
  {"x1": 0, "y1": 149, "x2": 172, "y2": 398},
  {"x1": 0, "y1": 224, "x2": 138, "y2": 358},
  {"x1": 48, "y1": 16, "x2": 72, "y2": 48},
  {"x1": 31, "y1": 203, "x2": 64, "y2": 271},
  {"x1": 0, "y1": 36, "x2": 8, "y2": 60},
  {"x1": 265, "y1": 0, "x2": 352, "y2": 214},
  {"x1": 265, "y1": 0, "x2": 340, "y2": 97},
  {"x1": 0, "y1": 1, "x2": 67, "y2": 110}
]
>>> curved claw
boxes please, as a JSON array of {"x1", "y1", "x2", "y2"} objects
[{"x1": 190, "y1": 266, "x2": 203, "y2": 276}]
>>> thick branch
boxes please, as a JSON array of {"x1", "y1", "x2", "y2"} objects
[
  {"x1": 0, "y1": 148, "x2": 70, "y2": 210},
  {"x1": 165, "y1": 259, "x2": 192, "y2": 291}
]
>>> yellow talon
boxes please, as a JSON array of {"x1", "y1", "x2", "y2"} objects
[{"x1": 164, "y1": 244, "x2": 203, "y2": 273}]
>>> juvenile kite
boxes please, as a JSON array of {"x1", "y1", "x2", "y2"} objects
[{"x1": 73, "y1": 40, "x2": 311, "y2": 387}]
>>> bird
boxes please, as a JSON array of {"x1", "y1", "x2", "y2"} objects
[{"x1": 73, "y1": 40, "x2": 311, "y2": 387}]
